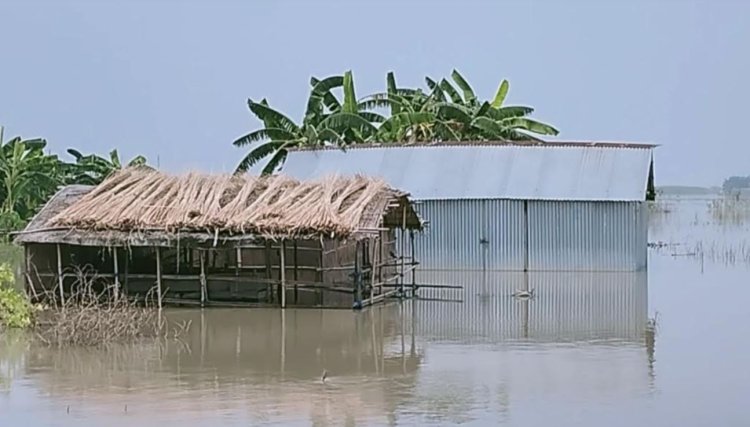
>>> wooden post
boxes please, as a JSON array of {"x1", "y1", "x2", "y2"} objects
[
  {"x1": 265, "y1": 240, "x2": 273, "y2": 303},
  {"x1": 400, "y1": 205, "x2": 406, "y2": 297},
  {"x1": 235, "y1": 247, "x2": 242, "y2": 276},
  {"x1": 123, "y1": 248, "x2": 129, "y2": 295},
  {"x1": 155, "y1": 247, "x2": 163, "y2": 309},
  {"x1": 56, "y1": 244, "x2": 65, "y2": 306},
  {"x1": 370, "y1": 237, "x2": 378, "y2": 302},
  {"x1": 23, "y1": 245, "x2": 31, "y2": 297},
  {"x1": 233, "y1": 246, "x2": 242, "y2": 297},
  {"x1": 113, "y1": 247, "x2": 120, "y2": 300},
  {"x1": 378, "y1": 232, "x2": 384, "y2": 284},
  {"x1": 318, "y1": 239, "x2": 324, "y2": 307},
  {"x1": 293, "y1": 241, "x2": 299, "y2": 304},
  {"x1": 354, "y1": 240, "x2": 362, "y2": 309},
  {"x1": 200, "y1": 250, "x2": 207, "y2": 307},
  {"x1": 279, "y1": 240, "x2": 286, "y2": 308}
]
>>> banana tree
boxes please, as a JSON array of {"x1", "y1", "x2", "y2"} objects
[
  {"x1": 234, "y1": 71, "x2": 383, "y2": 175},
  {"x1": 0, "y1": 134, "x2": 62, "y2": 221},
  {"x1": 438, "y1": 70, "x2": 559, "y2": 141},
  {"x1": 357, "y1": 72, "x2": 460, "y2": 142}
]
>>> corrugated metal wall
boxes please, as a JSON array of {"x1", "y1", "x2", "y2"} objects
[
  {"x1": 400, "y1": 200, "x2": 526, "y2": 270},
  {"x1": 527, "y1": 201, "x2": 647, "y2": 271},
  {"x1": 401, "y1": 199, "x2": 647, "y2": 272}
]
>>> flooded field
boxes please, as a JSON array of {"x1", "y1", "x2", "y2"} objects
[{"x1": 2, "y1": 196, "x2": 749, "y2": 426}]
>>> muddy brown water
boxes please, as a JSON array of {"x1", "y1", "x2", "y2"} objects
[{"x1": 2, "y1": 197, "x2": 749, "y2": 426}]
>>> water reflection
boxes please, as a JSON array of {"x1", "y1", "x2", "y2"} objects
[
  {"x1": 402, "y1": 271, "x2": 654, "y2": 424},
  {"x1": 1, "y1": 270, "x2": 654, "y2": 426},
  {"x1": 650, "y1": 196, "x2": 750, "y2": 267},
  {"x1": 415, "y1": 270, "x2": 648, "y2": 343}
]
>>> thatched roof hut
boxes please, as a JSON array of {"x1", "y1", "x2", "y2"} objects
[
  {"x1": 14, "y1": 168, "x2": 422, "y2": 247},
  {"x1": 14, "y1": 169, "x2": 423, "y2": 309}
]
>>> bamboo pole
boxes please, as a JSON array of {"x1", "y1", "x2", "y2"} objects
[
  {"x1": 56, "y1": 244, "x2": 65, "y2": 306},
  {"x1": 235, "y1": 247, "x2": 242, "y2": 276},
  {"x1": 123, "y1": 249, "x2": 129, "y2": 295},
  {"x1": 280, "y1": 240, "x2": 287, "y2": 308},
  {"x1": 370, "y1": 237, "x2": 378, "y2": 302},
  {"x1": 360, "y1": 288, "x2": 400, "y2": 307},
  {"x1": 377, "y1": 232, "x2": 384, "y2": 284},
  {"x1": 232, "y1": 247, "x2": 242, "y2": 297},
  {"x1": 24, "y1": 245, "x2": 31, "y2": 297},
  {"x1": 113, "y1": 247, "x2": 120, "y2": 300},
  {"x1": 318, "y1": 238, "x2": 324, "y2": 307},
  {"x1": 200, "y1": 250, "x2": 207, "y2": 307},
  {"x1": 400, "y1": 205, "x2": 406, "y2": 297},
  {"x1": 379, "y1": 282, "x2": 462, "y2": 289},
  {"x1": 293, "y1": 241, "x2": 299, "y2": 304},
  {"x1": 265, "y1": 240, "x2": 273, "y2": 303},
  {"x1": 155, "y1": 247, "x2": 163, "y2": 309},
  {"x1": 354, "y1": 240, "x2": 362, "y2": 309}
]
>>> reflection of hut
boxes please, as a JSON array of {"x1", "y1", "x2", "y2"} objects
[
  {"x1": 21, "y1": 305, "x2": 422, "y2": 426},
  {"x1": 13, "y1": 169, "x2": 422, "y2": 308},
  {"x1": 283, "y1": 142, "x2": 656, "y2": 271}
]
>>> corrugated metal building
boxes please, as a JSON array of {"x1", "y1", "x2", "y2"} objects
[{"x1": 283, "y1": 142, "x2": 655, "y2": 272}]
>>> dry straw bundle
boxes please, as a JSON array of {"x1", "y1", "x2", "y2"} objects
[{"x1": 51, "y1": 168, "x2": 401, "y2": 239}]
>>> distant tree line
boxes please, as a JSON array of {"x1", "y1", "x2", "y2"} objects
[
  {"x1": 722, "y1": 176, "x2": 750, "y2": 194},
  {"x1": 0, "y1": 126, "x2": 147, "y2": 235}
]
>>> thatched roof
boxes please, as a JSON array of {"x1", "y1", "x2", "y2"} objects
[{"x1": 14, "y1": 168, "x2": 421, "y2": 247}]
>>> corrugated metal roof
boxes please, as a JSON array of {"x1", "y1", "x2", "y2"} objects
[{"x1": 281, "y1": 145, "x2": 654, "y2": 201}]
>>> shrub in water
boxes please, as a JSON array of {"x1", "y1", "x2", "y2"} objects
[{"x1": 0, "y1": 264, "x2": 32, "y2": 329}]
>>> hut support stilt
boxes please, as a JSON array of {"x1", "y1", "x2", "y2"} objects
[
  {"x1": 354, "y1": 240, "x2": 363, "y2": 309},
  {"x1": 56, "y1": 244, "x2": 65, "y2": 306},
  {"x1": 24, "y1": 245, "x2": 31, "y2": 297},
  {"x1": 370, "y1": 237, "x2": 378, "y2": 302},
  {"x1": 280, "y1": 240, "x2": 286, "y2": 309},
  {"x1": 113, "y1": 247, "x2": 120, "y2": 300},
  {"x1": 123, "y1": 249, "x2": 129, "y2": 295},
  {"x1": 318, "y1": 239, "x2": 324, "y2": 307},
  {"x1": 265, "y1": 241, "x2": 273, "y2": 303},
  {"x1": 235, "y1": 247, "x2": 242, "y2": 276},
  {"x1": 400, "y1": 205, "x2": 406, "y2": 298},
  {"x1": 199, "y1": 249, "x2": 208, "y2": 307},
  {"x1": 293, "y1": 241, "x2": 299, "y2": 304},
  {"x1": 155, "y1": 247, "x2": 163, "y2": 309}
]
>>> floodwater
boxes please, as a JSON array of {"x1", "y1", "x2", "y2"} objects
[{"x1": 2, "y1": 196, "x2": 750, "y2": 426}]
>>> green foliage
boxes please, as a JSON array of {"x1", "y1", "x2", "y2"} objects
[
  {"x1": 0, "y1": 135, "x2": 62, "y2": 221},
  {"x1": 65, "y1": 148, "x2": 149, "y2": 185},
  {"x1": 234, "y1": 70, "x2": 382, "y2": 174},
  {"x1": 0, "y1": 264, "x2": 32, "y2": 329},
  {"x1": 233, "y1": 69, "x2": 560, "y2": 173},
  {"x1": 0, "y1": 126, "x2": 149, "y2": 235}
]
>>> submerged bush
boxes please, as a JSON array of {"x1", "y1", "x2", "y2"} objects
[
  {"x1": 0, "y1": 264, "x2": 33, "y2": 329},
  {"x1": 33, "y1": 266, "x2": 181, "y2": 347}
]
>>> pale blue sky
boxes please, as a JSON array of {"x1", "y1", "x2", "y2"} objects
[{"x1": 1, "y1": 0, "x2": 748, "y2": 186}]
